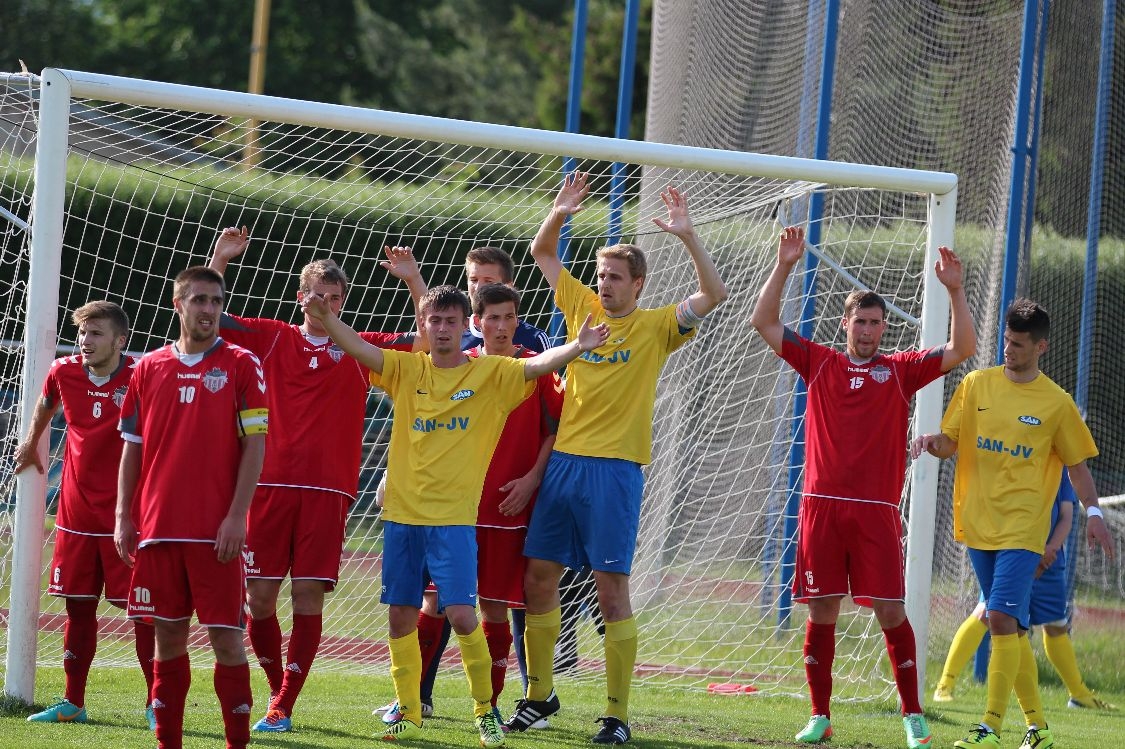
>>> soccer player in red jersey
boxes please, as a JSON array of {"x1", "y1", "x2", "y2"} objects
[
  {"x1": 16, "y1": 301, "x2": 156, "y2": 726},
  {"x1": 207, "y1": 227, "x2": 424, "y2": 732},
  {"x1": 115, "y1": 266, "x2": 268, "y2": 749},
  {"x1": 750, "y1": 226, "x2": 976, "y2": 749}
]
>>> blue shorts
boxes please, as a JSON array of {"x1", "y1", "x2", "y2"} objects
[
  {"x1": 524, "y1": 452, "x2": 643, "y2": 574},
  {"x1": 381, "y1": 522, "x2": 477, "y2": 608},
  {"x1": 968, "y1": 547, "x2": 1041, "y2": 630}
]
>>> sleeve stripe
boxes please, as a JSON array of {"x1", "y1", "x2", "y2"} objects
[{"x1": 238, "y1": 407, "x2": 269, "y2": 437}]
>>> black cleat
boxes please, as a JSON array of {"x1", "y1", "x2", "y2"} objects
[
  {"x1": 505, "y1": 691, "x2": 560, "y2": 732},
  {"x1": 592, "y1": 716, "x2": 631, "y2": 745}
]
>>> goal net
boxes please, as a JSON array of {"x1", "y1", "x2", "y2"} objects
[{"x1": 1, "y1": 69, "x2": 956, "y2": 702}]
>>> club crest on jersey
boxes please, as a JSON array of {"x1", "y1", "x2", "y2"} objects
[
  {"x1": 328, "y1": 344, "x2": 344, "y2": 363},
  {"x1": 202, "y1": 367, "x2": 229, "y2": 393},
  {"x1": 112, "y1": 385, "x2": 128, "y2": 408},
  {"x1": 1018, "y1": 415, "x2": 1042, "y2": 426},
  {"x1": 451, "y1": 389, "x2": 475, "y2": 401},
  {"x1": 869, "y1": 364, "x2": 892, "y2": 383}
]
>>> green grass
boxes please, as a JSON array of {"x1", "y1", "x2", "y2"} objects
[{"x1": 2, "y1": 665, "x2": 1122, "y2": 749}]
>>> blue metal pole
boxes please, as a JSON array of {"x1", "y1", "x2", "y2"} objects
[
  {"x1": 1076, "y1": 0, "x2": 1116, "y2": 414},
  {"x1": 779, "y1": 0, "x2": 841, "y2": 630},
  {"x1": 550, "y1": 0, "x2": 590, "y2": 345},
  {"x1": 608, "y1": 0, "x2": 641, "y2": 246},
  {"x1": 996, "y1": 0, "x2": 1044, "y2": 363},
  {"x1": 1019, "y1": 0, "x2": 1051, "y2": 264}
]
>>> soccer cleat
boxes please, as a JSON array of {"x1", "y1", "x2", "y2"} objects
[
  {"x1": 505, "y1": 690, "x2": 560, "y2": 732},
  {"x1": 1068, "y1": 694, "x2": 1117, "y2": 710},
  {"x1": 146, "y1": 702, "x2": 156, "y2": 732},
  {"x1": 251, "y1": 708, "x2": 292, "y2": 732},
  {"x1": 477, "y1": 711, "x2": 506, "y2": 747},
  {"x1": 27, "y1": 698, "x2": 87, "y2": 723},
  {"x1": 932, "y1": 684, "x2": 954, "y2": 703},
  {"x1": 903, "y1": 713, "x2": 933, "y2": 748},
  {"x1": 1018, "y1": 725, "x2": 1054, "y2": 749},
  {"x1": 953, "y1": 724, "x2": 1000, "y2": 748},
  {"x1": 592, "y1": 716, "x2": 631, "y2": 744},
  {"x1": 378, "y1": 700, "x2": 434, "y2": 724},
  {"x1": 381, "y1": 718, "x2": 423, "y2": 742},
  {"x1": 795, "y1": 715, "x2": 832, "y2": 743}
]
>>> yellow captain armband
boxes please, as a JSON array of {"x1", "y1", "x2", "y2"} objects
[{"x1": 238, "y1": 407, "x2": 269, "y2": 437}]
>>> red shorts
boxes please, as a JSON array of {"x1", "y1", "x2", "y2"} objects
[
  {"x1": 48, "y1": 530, "x2": 132, "y2": 607},
  {"x1": 477, "y1": 526, "x2": 528, "y2": 607},
  {"x1": 793, "y1": 496, "x2": 904, "y2": 607},
  {"x1": 244, "y1": 485, "x2": 349, "y2": 591},
  {"x1": 128, "y1": 542, "x2": 246, "y2": 628}
]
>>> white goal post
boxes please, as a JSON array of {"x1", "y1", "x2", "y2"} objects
[{"x1": 4, "y1": 68, "x2": 956, "y2": 703}]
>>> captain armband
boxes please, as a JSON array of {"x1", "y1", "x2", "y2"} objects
[
  {"x1": 238, "y1": 407, "x2": 269, "y2": 437},
  {"x1": 675, "y1": 298, "x2": 707, "y2": 330}
]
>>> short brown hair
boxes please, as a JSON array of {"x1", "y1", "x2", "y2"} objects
[
  {"x1": 72, "y1": 301, "x2": 129, "y2": 337},
  {"x1": 465, "y1": 246, "x2": 515, "y2": 283},
  {"x1": 843, "y1": 290, "x2": 887, "y2": 320},
  {"x1": 173, "y1": 266, "x2": 225, "y2": 301},
  {"x1": 472, "y1": 283, "x2": 521, "y2": 317},
  {"x1": 300, "y1": 259, "x2": 349, "y2": 298},
  {"x1": 420, "y1": 285, "x2": 471, "y2": 318},
  {"x1": 596, "y1": 244, "x2": 647, "y2": 281},
  {"x1": 1005, "y1": 298, "x2": 1050, "y2": 341}
]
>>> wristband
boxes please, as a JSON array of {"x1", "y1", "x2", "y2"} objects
[{"x1": 1086, "y1": 505, "x2": 1104, "y2": 519}]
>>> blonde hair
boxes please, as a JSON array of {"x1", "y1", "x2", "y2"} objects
[{"x1": 299, "y1": 259, "x2": 349, "y2": 298}]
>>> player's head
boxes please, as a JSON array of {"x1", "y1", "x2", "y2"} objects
[
  {"x1": 1003, "y1": 297, "x2": 1050, "y2": 375},
  {"x1": 71, "y1": 301, "x2": 129, "y2": 371},
  {"x1": 473, "y1": 283, "x2": 521, "y2": 356},
  {"x1": 841, "y1": 290, "x2": 888, "y2": 360},
  {"x1": 596, "y1": 243, "x2": 646, "y2": 313},
  {"x1": 465, "y1": 246, "x2": 516, "y2": 301},
  {"x1": 299, "y1": 259, "x2": 348, "y2": 335},
  {"x1": 420, "y1": 285, "x2": 471, "y2": 357},
  {"x1": 173, "y1": 266, "x2": 225, "y2": 344}
]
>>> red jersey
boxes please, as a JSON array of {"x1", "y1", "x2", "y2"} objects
[
  {"x1": 468, "y1": 346, "x2": 564, "y2": 529},
  {"x1": 219, "y1": 315, "x2": 414, "y2": 499},
  {"x1": 118, "y1": 340, "x2": 269, "y2": 544},
  {"x1": 44, "y1": 355, "x2": 138, "y2": 535},
  {"x1": 779, "y1": 329, "x2": 944, "y2": 506}
]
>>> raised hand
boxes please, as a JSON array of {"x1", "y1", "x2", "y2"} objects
[
  {"x1": 379, "y1": 245, "x2": 421, "y2": 282},
  {"x1": 934, "y1": 246, "x2": 964, "y2": 291},
  {"x1": 554, "y1": 171, "x2": 590, "y2": 217},
  {"x1": 778, "y1": 226, "x2": 805, "y2": 267},
  {"x1": 576, "y1": 313, "x2": 610, "y2": 352},
  {"x1": 213, "y1": 226, "x2": 250, "y2": 263},
  {"x1": 651, "y1": 186, "x2": 695, "y2": 240},
  {"x1": 301, "y1": 292, "x2": 332, "y2": 321}
]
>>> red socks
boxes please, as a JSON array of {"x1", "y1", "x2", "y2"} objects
[
  {"x1": 134, "y1": 619, "x2": 156, "y2": 703},
  {"x1": 274, "y1": 613, "x2": 322, "y2": 715},
  {"x1": 152, "y1": 653, "x2": 191, "y2": 749},
  {"x1": 247, "y1": 613, "x2": 284, "y2": 696},
  {"x1": 417, "y1": 611, "x2": 446, "y2": 675},
  {"x1": 804, "y1": 620, "x2": 836, "y2": 717},
  {"x1": 482, "y1": 619, "x2": 514, "y2": 706},
  {"x1": 63, "y1": 598, "x2": 99, "y2": 708},
  {"x1": 883, "y1": 619, "x2": 923, "y2": 715},
  {"x1": 214, "y1": 662, "x2": 252, "y2": 749}
]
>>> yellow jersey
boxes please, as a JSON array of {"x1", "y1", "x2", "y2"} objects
[
  {"x1": 553, "y1": 267, "x2": 695, "y2": 464},
  {"x1": 941, "y1": 366, "x2": 1097, "y2": 552},
  {"x1": 371, "y1": 350, "x2": 534, "y2": 525}
]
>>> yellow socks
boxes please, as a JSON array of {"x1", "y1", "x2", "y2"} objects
[
  {"x1": 1043, "y1": 631, "x2": 1093, "y2": 703},
  {"x1": 388, "y1": 629, "x2": 423, "y2": 725},
  {"x1": 938, "y1": 615, "x2": 988, "y2": 692},
  {"x1": 1012, "y1": 634, "x2": 1045, "y2": 727},
  {"x1": 524, "y1": 609, "x2": 561, "y2": 701},
  {"x1": 982, "y1": 632, "x2": 1020, "y2": 731},
  {"x1": 456, "y1": 623, "x2": 494, "y2": 718},
  {"x1": 603, "y1": 617, "x2": 638, "y2": 722}
]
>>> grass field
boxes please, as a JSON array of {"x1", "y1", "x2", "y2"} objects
[{"x1": 1, "y1": 663, "x2": 1122, "y2": 749}]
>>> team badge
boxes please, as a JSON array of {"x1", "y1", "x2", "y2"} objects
[
  {"x1": 869, "y1": 364, "x2": 892, "y2": 384},
  {"x1": 202, "y1": 367, "x2": 229, "y2": 393},
  {"x1": 328, "y1": 345, "x2": 344, "y2": 363},
  {"x1": 451, "y1": 389, "x2": 475, "y2": 401},
  {"x1": 112, "y1": 385, "x2": 128, "y2": 408},
  {"x1": 1018, "y1": 415, "x2": 1042, "y2": 426}
]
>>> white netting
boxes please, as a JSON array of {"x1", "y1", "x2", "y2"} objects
[
  {"x1": 646, "y1": 0, "x2": 1125, "y2": 694},
  {"x1": 0, "y1": 70, "x2": 953, "y2": 700}
]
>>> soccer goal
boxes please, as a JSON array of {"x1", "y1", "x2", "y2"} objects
[{"x1": 1, "y1": 69, "x2": 956, "y2": 703}]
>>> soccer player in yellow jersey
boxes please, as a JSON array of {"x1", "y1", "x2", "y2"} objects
[
  {"x1": 912, "y1": 298, "x2": 1115, "y2": 749},
  {"x1": 302, "y1": 284, "x2": 607, "y2": 747},
  {"x1": 506, "y1": 173, "x2": 727, "y2": 745}
]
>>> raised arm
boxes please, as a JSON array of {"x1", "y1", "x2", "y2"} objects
[
  {"x1": 651, "y1": 187, "x2": 727, "y2": 320},
  {"x1": 750, "y1": 226, "x2": 804, "y2": 354},
  {"x1": 530, "y1": 171, "x2": 589, "y2": 289},
  {"x1": 209, "y1": 225, "x2": 250, "y2": 275},
  {"x1": 522, "y1": 313, "x2": 609, "y2": 380},
  {"x1": 215, "y1": 433, "x2": 265, "y2": 564},
  {"x1": 115, "y1": 440, "x2": 142, "y2": 567},
  {"x1": 380, "y1": 245, "x2": 427, "y2": 331},
  {"x1": 1066, "y1": 461, "x2": 1115, "y2": 560},
  {"x1": 302, "y1": 293, "x2": 386, "y2": 373},
  {"x1": 13, "y1": 394, "x2": 60, "y2": 475},
  {"x1": 934, "y1": 246, "x2": 976, "y2": 372}
]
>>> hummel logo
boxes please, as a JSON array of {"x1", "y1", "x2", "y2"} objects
[
  {"x1": 63, "y1": 649, "x2": 77, "y2": 660},
  {"x1": 804, "y1": 656, "x2": 819, "y2": 665},
  {"x1": 898, "y1": 659, "x2": 915, "y2": 669},
  {"x1": 150, "y1": 698, "x2": 165, "y2": 710},
  {"x1": 232, "y1": 703, "x2": 251, "y2": 714},
  {"x1": 286, "y1": 663, "x2": 303, "y2": 673},
  {"x1": 258, "y1": 657, "x2": 274, "y2": 665},
  {"x1": 493, "y1": 658, "x2": 508, "y2": 668}
]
